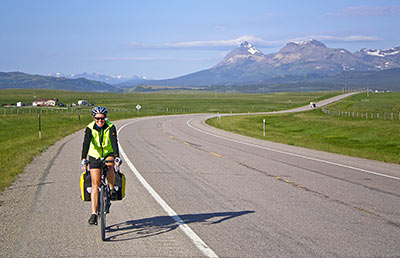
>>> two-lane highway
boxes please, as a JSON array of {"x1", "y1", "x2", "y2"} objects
[
  {"x1": 1, "y1": 93, "x2": 399, "y2": 257},
  {"x1": 115, "y1": 113, "x2": 400, "y2": 257}
]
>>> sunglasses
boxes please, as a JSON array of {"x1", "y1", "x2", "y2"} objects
[{"x1": 94, "y1": 117, "x2": 105, "y2": 121}]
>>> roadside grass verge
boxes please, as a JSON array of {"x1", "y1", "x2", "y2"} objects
[
  {"x1": 206, "y1": 93, "x2": 400, "y2": 164},
  {"x1": 0, "y1": 89, "x2": 336, "y2": 192},
  {"x1": 0, "y1": 113, "x2": 91, "y2": 192}
]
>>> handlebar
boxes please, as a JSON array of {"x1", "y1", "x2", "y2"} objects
[{"x1": 82, "y1": 158, "x2": 121, "y2": 172}]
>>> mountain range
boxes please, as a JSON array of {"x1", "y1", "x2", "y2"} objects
[
  {"x1": 1, "y1": 39, "x2": 400, "y2": 92},
  {"x1": 141, "y1": 39, "x2": 400, "y2": 88},
  {"x1": 47, "y1": 72, "x2": 146, "y2": 86}
]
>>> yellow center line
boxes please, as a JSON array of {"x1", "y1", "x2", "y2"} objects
[
  {"x1": 210, "y1": 152, "x2": 222, "y2": 158},
  {"x1": 184, "y1": 142, "x2": 190, "y2": 146},
  {"x1": 169, "y1": 135, "x2": 174, "y2": 139}
]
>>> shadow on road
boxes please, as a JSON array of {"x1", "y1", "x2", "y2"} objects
[{"x1": 106, "y1": 210, "x2": 255, "y2": 241}]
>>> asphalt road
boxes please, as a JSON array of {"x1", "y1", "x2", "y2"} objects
[{"x1": 1, "y1": 93, "x2": 400, "y2": 257}]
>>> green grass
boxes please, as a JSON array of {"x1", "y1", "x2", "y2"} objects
[
  {"x1": 207, "y1": 92, "x2": 400, "y2": 164},
  {"x1": 325, "y1": 91, "x2": 400, "y2": 113},
  {"x1": 0, "y1": 89, "x2": 336, "y2": 192},
  {"x1": 0, "y1": 88, "x2": 338, "y2": 114}
]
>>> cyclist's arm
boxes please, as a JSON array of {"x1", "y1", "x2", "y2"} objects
[
  {"x1": 81, "y1": 127, "x2": 92, "y2": 159},
  {"x1": 110, "y1": 125, "x2": 120, "y2": 158}
]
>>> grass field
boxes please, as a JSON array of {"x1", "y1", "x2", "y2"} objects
[
  {"x1": 0, "y1": 89, "x2": 335, "y2": 192},
  {"x1": 0, "y1": 89, "x2": 338, "y2": 114},
  {"x1": 206, "y1": 91, "x2": 400, "y2": 164},
  {"x1": 325, "y1": 91, "x2": 400, "y2": 113}
]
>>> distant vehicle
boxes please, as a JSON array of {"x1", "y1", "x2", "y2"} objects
[
  {"x1": 59, "y1": 102, "x2": 65, "y2": 107},
  {"x1": 310, "y1": 102, "x2": 316, "y2": 108},
  {"x1": 78, "y1": 100, "x2": 88, "y2": 106}
]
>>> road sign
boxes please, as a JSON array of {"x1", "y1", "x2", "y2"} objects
[{"x1": 136, "y1": 104, "x2": 141, "y2": 111}]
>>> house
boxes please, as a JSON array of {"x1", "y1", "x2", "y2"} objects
[{"x1": 32, "y1": 98, "x2": 58, "y2": 107}]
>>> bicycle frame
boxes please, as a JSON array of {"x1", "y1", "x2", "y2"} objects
[{"x1": 97, "y1": 159, "x2": 113, "y2": 241}]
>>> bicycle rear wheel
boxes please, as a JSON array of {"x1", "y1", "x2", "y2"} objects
[{"x1": 99, "y1": 185, "x2": 107, "y2": 241}]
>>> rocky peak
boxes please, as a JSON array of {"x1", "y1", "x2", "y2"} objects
[
  {"x1": 279, "y1": 39, "x2": 327, "y2": 54},
  {"x1": 237, "y1": 41, "x2": 263, "y2": 55},
  {"x1": 216, "y1": 41, "x2": 265, "y2": 67},
  {"x1": 294, "y1": 39, "x2": 326, "y2": 47}
]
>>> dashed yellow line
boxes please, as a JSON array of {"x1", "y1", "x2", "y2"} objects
[
  {"x1": 210, "y1": 152, "x2": 222, "y2": 158},
  {"x1": 169, "y1": 135, "x2": 174, "y2": 139},
  {"x1": 184, "y1": 142, "x2": 190, "y2": 146}
]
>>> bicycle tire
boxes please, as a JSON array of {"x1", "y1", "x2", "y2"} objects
[{"x1": 99, "y1": 184, "x2": 106, "y2": 241}]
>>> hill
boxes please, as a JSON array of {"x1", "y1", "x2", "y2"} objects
[{"x1": 0, "y1": 72, "x2": 117, "y2": 92}]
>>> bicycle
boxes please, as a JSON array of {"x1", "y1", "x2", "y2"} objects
[
  {"x1": 97, "y1": 158, "x2": 115, "y2": 241},
  {"x1": 82, "y1": 157, "x2": 122, "y2": 241}
]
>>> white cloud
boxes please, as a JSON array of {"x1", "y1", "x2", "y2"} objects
[
  {"x1": 291, "y1": 35, "x2": 381, "y2": 43},
  {"x1": 125, "y1": 34, "x2": 381, "y2": 55},
  {"x1": 128, "y1": 35, "x2": 281, "y2": 49},
  {"x1": 325, "y1": 6, "x2": 400, "y2": 17}
]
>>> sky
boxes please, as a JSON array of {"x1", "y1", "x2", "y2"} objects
[{"x1": 1, "y1": 0, "x2": 400, "y2": 80}]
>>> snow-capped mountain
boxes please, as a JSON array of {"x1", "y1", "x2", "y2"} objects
[
  {"x1": 144, "y1": 39, "x2": 400, "y2": 87},
  {"x1": 354, "y1": 47, "x2": 400, "y2": 70},
  {"x1": 48, "y1": 72, "x2": 146, "y2": 85},
  {"x1": 220, "y1": 41, "x2": 264, "y2": 62},
  {"x1": 45, "y1": 40, "x2": 400, "y2": 89},
  {"x1": 271, "y1": 39, "x2": 371, "y2": 73},
  {"x1": 356, "y1": 47, "x2": 400, "y2": 57}
]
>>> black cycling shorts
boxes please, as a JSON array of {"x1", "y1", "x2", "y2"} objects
[{"x1": 88, "y1": 154, "x2": 114, "y2": 169}]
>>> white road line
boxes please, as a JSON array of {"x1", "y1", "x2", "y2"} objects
[
  {"x1": 187, "y1": 119, "x2": 400, "y2": 181},
  {"x1": 118, "y1": 119, "x2": 219, "y2": 258}
]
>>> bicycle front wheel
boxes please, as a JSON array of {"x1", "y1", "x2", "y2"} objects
[{"x1": 99, "y1": 185, "x2": 107, "y2": 241}]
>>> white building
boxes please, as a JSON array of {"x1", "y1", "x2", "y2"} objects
[{"x1": 32, "y1": 99, "x2": 58, "y2": 107}]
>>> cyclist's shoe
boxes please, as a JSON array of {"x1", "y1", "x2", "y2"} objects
[
  {"x1": 88, "y1": 214, "x2": 98, "y2": 225},
  {"x1": 110, "y1": 188, "x2": 118, "y2": 200}
]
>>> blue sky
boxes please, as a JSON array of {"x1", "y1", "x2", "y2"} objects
[{"x1": 1, "y1": 0, "x2": 399, "y2": 79}]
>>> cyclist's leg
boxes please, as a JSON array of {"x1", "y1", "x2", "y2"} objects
[
  {"x1": 90, "y1": 168, "x2": 101, "y2": 214},
  {"x1": 106, "y1": 166, "x2": 115, "y2": 190}
]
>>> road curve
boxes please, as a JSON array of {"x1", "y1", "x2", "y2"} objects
[{"x1": 1, "y1": 92, "x2": 399, "y2": 257}]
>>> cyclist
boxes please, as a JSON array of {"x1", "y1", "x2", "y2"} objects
[{"x1": 81, "y1": 106, "x2": 122, "y2": 225}]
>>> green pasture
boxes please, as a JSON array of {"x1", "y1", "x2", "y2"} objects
[
  {"x1": 325, "y1": 91, "x2": 400, "y2": 113},
  {"x1": 0, "y1": 89, "x2": 337, "y2": 114},
  {"x1": 207, "y1": 92, "x2": 400, "y2": 164},
  {"x1": 0, "y1": 89, "x2": 335, "y2": 192}
]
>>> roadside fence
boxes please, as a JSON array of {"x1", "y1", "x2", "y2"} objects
[
  {"x1": 322, "y1": 108, "x2": 400, "y2": 121},
  {"x1": 0, "y1": 106, "x2": 207, "y2": 116}
]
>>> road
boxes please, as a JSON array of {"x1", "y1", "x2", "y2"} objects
[{"x1": 1, "y1": 92, "x2": 400, "y2": 257}]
